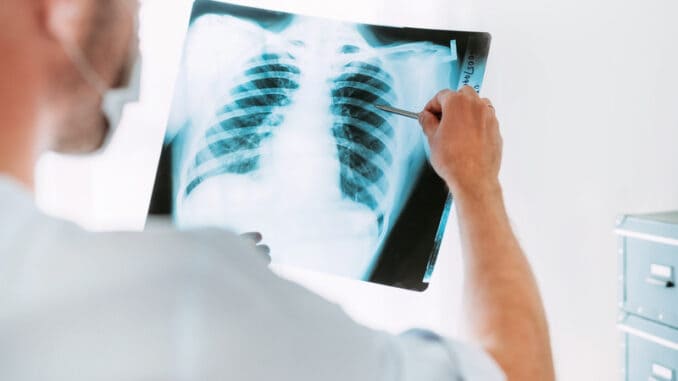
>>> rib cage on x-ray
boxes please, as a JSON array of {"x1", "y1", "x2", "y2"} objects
[
  {"x1": 185, "y1": 52, "x2": 301, "y2": 196},
  {"x1": 164, "y1": 10, "x2": 469, "y2": 283},
  {"x1": 184, "y1": 46, "x2": 398, "y2": 238},
  {"x1": 330, "y1": 58, "x2": 396, "y2": 233}
]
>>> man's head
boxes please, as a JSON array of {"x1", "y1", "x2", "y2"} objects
[{"x1": 1, "y1": 0, "x2": 139, "y2": 155}]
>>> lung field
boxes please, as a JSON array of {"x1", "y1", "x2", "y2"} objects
[
  {"x1": 185, "y1": 53, "x2": 300, "y2": 197},
  {"x1": 330, "y1": 59, "x2": 396, "y2": 233}
]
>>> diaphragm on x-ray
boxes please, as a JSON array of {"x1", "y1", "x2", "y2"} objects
[{"x1": 149, "y1": 0, "x2": 491, "y2": 291}]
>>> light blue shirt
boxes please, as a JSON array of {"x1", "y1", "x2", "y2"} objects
[{"x1": 0, "y1": 177, "x2": 504, "y2": 381}]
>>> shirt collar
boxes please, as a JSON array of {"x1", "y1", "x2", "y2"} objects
[
  {"x1": 0, "y1": 175, "x2": 37, "y2": 241},
  {"x1": 0, "y1": 175, "x2": 33, "y2": 205}
]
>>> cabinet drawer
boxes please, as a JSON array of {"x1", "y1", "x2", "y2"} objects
[
  {"x1": 620, "y1": 316, "x2": 678, "y2": 381},
  {"x1": 621, "y1": 237, "x2": 678, "y2": 329}
]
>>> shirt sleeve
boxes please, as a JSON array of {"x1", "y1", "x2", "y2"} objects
[{"x1": 384, "y1": 329, "x2": 506, "y2": 381}]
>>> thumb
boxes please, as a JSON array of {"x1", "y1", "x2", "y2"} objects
[{"x1": 419, "y1": 110, "x2": 440, "y2": 138}]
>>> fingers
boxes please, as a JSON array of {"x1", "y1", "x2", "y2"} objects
[
  {"x1": 420, "y1": 89, "x2": 452, "y2": 136},
  {"x1": 424, "y1": 87, "x2": 478, "y2": 115},
  {"x1": 241, "y1": 232, "x2": 271, "y2": 263},
  {"x1": 459, "y1": 85, "x2": 479, "y2": 97},
  {"x1": 420, "y1": 87, "x2": 494, "y2": 137},
  {"x1": 253, "y1": 243, "x2": 272, "y2": 264},
  {"x1": 418, "y1": 110, "x2": 440, "y2": 138},
  {"x1": 425, "y1": 89, "x2": 452, "y2": 114},
  {"x1": 482, "y1": 97, "x2": 495, "y2": 113},
  {"x1": 256, "y1": 244, "x2": 271, "y2": 257},
  {"x1": 241, "y1": 232, "x2": 263, "y2": 244}
]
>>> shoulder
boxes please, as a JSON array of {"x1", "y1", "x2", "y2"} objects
[
  {"x1": 0, "y1": 212, "x2": 504, "y2": 380},
  {"x1": 1, "y1": 209, "x2": 266, "y2": 312},
  {"x1": 2, "y1": 211, "x2": 352, "y2": 331},
  {"x1": 0, "y1": 214, "x2": 391, "y2": 379}
]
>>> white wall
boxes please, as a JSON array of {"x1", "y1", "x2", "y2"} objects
[
  {"x1": 36, "y1": 0, "x2": 678, "y2": 380},
  {"x1": 475, "y1": 1, "x2": 678, "y2": 379}
]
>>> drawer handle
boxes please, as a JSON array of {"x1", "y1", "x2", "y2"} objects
[
  {"x1": 649, "y1": 375, "x2": 675, "y2": 381},
  {"x1": 645, "y1": 276, "x2": 675, "y2": 288},
  {"x1": 650, "y1": 362, "x2": 675, "y2": 381}
]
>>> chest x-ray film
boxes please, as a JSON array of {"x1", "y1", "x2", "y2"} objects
[{"x1": 149, "y1": 0, "x2": 491, "y2": 291}]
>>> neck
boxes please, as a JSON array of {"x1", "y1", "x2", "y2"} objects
[
  {"x1": 0, "y1": 64, "x2": 42, "y2": 192},
  {"x1": 0, "y1": 109, "x2": 39, "y2": 192}
]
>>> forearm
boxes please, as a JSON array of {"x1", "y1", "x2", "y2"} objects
[
  {"x1": 455, "y1": 186, "x2": 554, "y2": 381},
  {"x1": 417, "y1": 87, "x2": 553, "y2": 379}
]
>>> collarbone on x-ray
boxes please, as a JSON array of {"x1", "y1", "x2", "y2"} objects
[{"x1": 173, "y1": 14, "x2": 452, "y2": 279}]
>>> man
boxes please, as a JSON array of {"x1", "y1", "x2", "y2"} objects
[{"x1": 0, "y1": 0, "x2": 555, "y2": 380}]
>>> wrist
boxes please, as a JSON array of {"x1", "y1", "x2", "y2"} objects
[{"x1": 451, "y1": 181, "x2": 504, "y2": 207}]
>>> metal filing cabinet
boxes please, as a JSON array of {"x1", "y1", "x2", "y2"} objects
[{"x1": 616, "y1": 212, "x2": 678, "y2": 381}]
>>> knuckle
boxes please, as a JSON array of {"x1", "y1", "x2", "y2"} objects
[
  {"x1": 442, "y1": 95, "x2": 457, "y2": 108},
  {"x1": 437, "y1": 89, "x2": 453, "y2": 101},
  {"x1": 464, "y1": 93, "x2": 478, "y2": 103},
  {"x1": 462, "y1": 85, "x2": 477, "y2": 96}
]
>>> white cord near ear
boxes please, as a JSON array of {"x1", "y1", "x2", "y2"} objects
[{"x1": 61, "y1": 40, "x2": 109, "y2": 96}]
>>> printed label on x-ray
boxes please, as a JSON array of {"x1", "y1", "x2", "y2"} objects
[{"x1": 457, "y1": 36, "x2": 489, "y2": 92}]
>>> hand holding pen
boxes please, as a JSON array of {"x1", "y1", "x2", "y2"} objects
[{"x1": 378, "y1": 86, "x2": 500, "y2": 199}]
